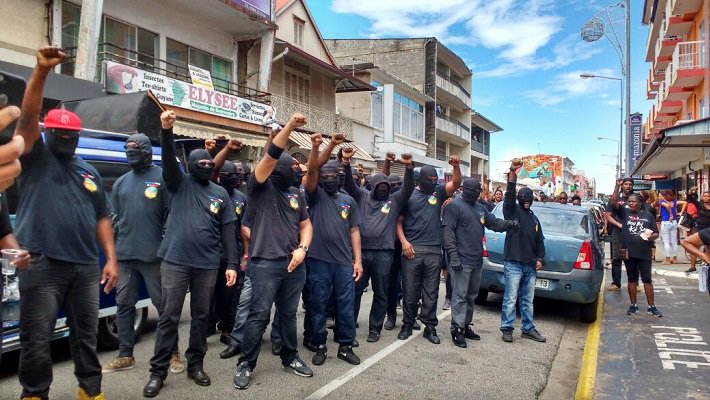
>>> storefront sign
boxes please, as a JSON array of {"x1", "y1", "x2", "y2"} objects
[
  {"x1": 104, "y1": 61, "x2": 269, "y2": 126},
  {"x1": 188, "y1": 65, "x2": 214, "y2": 90},
  {"x1": 627, "y1": 112, "x2": 643, "y2": 174}
]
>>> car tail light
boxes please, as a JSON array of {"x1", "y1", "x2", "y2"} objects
[
  {"x1": 574, "y1": 240, "x2": 593, "y2": 270},
  {"x1": 482, "y1": 236, "x2": 488, "y2": 257}
]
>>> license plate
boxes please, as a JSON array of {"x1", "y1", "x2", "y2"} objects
[{"x1": 535, "y1": 278, "x2": 550, "y2": 289}]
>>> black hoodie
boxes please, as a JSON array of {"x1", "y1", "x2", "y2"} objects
[
  {"x1": 344, "y1": 164, "x2": 414, "y2": 250},
  {"x1": 502, "y1": 182, "x2": 545, "y2": 264}
]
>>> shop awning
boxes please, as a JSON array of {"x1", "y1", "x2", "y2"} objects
[
  {"x1": 0, "y1": 61, "x2": 105, "y2": 103},
  {"x1": 633, "y1": 118, "x2": 710, "y2": 176},
  {"x1": 173, "y1": 120, "x2": 267, "y2": 147},
  {"x1": 289, "y1": 131, "x2": 375, "y2": 162}
]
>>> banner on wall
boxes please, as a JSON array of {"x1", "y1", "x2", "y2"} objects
[
  {"x1": 104, "y1": 61, "x2": 270, "y2": 126},
  {"x1": 627, "y1": 112, "x2": 643, "y2": 174}
]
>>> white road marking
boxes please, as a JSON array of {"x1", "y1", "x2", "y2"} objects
[
  {"x1": 653, "y1": 268, "x2": 697, "y2": 280},
  {"x1": 304, "y1": 309, "x2": 452, "y2": 400}
]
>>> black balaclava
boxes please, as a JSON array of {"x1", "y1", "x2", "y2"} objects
[
  {"x1": 353, "y1": 174, "x2": 361, "y2": 188},
  {"x1": 125, "y1": 133, "x2": 152, "y2": 170},
  {"x1": 243, "y1": 164, "x2": 252, "y2": 182},
  {"x1": 388, "y1": 173, "x2": 403, "y2": 194},
  {"x1": 364, "y1": 175, "x2": 373, "y2": 191},
  {"x1": 219, "y1": 161, "x2": 240, "y2": 191},
  {"x1": 517, "y1": 187, "x2": 535, "y2": 209},
  {"x1": 370, "y1": 173, "x2": 391, "y2": 201},
  {"x1": 271, "y1": 153, "x2": 298, "y2": 191},
  {"x1": 336, "y1": 162, "x2": 346, "y2": 188},
  {"x1": 233, "y1": 161, "x2": 245, "y2": 185},
  {"x1": 419, "y1": 165, "x2": 438, "y2": 194},
  {"x1": 461, "y1": 178, "x2": 482, "y2": 204},
  {"x1": 320, "y1": 161, "x2": 340, "y2": 196},
  {"x1": 46, "y1": 129, "x2": 79, "y2": 161},
  {"x1": 188, "y1": 149, "x2": 214, "y2": 185}
]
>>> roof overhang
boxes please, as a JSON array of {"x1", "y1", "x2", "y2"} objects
[
  {"x1": 436, "y1": 41, "x2": 471, "y2": 78},
  {"x1": 289, "y1": 131, "x2": 375, "y2": 162},
  {"x1": 471, "y1": 112, "x2": 503, "y2": 133},
  {"x1": 633, "y1": 118, "x2": 710, "y2": 175},
  {"x1": 275, "y1": 40, "x2": 375, "y2": 93}
]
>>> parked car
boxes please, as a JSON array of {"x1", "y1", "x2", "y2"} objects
[
  {"x1": 478, "y1": 202, "x2": 605, "y2": 322},
  {"x1": 1, "y1": 127, "x2": 167, "y2": 352}
]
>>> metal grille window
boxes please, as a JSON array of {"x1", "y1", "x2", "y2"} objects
[{"x1": 284, "y1": 58, "x2": 310, "y2": 104}]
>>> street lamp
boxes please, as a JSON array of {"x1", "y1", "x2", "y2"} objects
[
  {"x1": 596, "y1": 136, "x2": 622, "y2": 177},
  {"x1": 580, "y1": 0, "x2": 630, "y2": 176}
]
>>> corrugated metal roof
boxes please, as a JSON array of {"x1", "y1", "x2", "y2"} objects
[{"x1": 289, "y1": 131, "x2": 375, "y2": 162}]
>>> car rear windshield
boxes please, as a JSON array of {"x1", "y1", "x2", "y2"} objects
[{"x1": 493, "y1": 205, "x2": 590, "y2": 238}]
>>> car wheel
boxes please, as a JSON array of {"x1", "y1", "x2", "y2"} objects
[
  {"x1": 474, "y1": 289, "x2": 489, "y2": 305},
  {"x1": 97, "y1": 307, "x2": 149, "y2": 350},
  {"x1": 580, "y1": 296, "x2": 599, "y2": 323}
]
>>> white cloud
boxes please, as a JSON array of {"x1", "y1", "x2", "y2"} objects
[{"x1": 523, "y1": 68, "x2": 619, "y2": 107}]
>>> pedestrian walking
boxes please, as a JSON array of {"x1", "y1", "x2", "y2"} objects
[
  {"x1": 500, "y1": 159, "x2": 546, "y2": 344},
  {"x1": 658, "y1": 190, "x2": 686, "y2": 265}
]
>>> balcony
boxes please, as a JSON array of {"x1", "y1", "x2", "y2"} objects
[
  {"x1": 664, "y1": 14, "x2": 695, "y2": 38},
  {"x1": 667, "y1": 41, "x2": 705, "y2": 89},
  {"x1": 271, "y1": 94, "x2": 354, "y2": 138},
  {"x1": 470, "y1": 139, "x2": 484, "y2": 154},
  {"x1": 655, "y1": 37, "x2": 681, "y2": 67},
  {"x1": 436, "y1": 113, "x2": 471, "y2": 142},
  {"x1": 435, "y1": 72, "x2": 472, "y2": 109},
  {"x1": 61, "y1": 43, "x2": 271, "y2": 104},
  {"x1": 671, "y1": 0, "x2": 703, "y2": 15},
  {"x1": 655, "y1": 81, "x2": 682, "y2": 122}
]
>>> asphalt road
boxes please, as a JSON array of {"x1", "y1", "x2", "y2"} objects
[{"x1": 0, "y1": 280, "x2": 583, "y2": 400}]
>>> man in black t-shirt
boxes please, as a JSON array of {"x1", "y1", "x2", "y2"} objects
[
  {"x1": 14, "y1": 47, "x2": 118, "y2": 400},
  {"x1": 342, "y1": 151, "x2": 414, "y2": 344},
  {"x1": 397, "y1": 156, "x2": 461, "y2": 344},
  {"x1": 304, "y1": 134, "x2": 363, "y2": 367},
  {"x1": 234, "y1": 114, "x2": 314, "y2": 391},
  {"x1": 103, "y1": 133, "x2": 183, "y2": 375},
  {"x1": 607, "y1": 177, "x2": 636, "y2": 291},
  {"x1": 143, "y1": 111, "x2": 239, "y2": 397}
]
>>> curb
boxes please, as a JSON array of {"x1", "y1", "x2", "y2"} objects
[{"x1": 574, "y1": 275, "x2": 605, "y2": 400}]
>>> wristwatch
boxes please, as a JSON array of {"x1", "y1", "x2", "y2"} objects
[{"x1": 297, "y1": 245, "x2": 309, "y2": 253}]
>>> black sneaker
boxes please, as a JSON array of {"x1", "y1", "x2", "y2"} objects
[
  {"x1": 366, "y1": 331, "x2": 380, "y2": 343},
  {"x1": 271, "y1": 342, "x2": 282, "y2": 356},
  {"x1": 284, "y1": 356, "x2": 313, "y2": 377},
  {"x1": 337, "y1": 345, "x2": 361, "y2": 365},
  {"x1": 464, "y1": 326, "x2": 481, "y2": 341},
  {"x1": 626, "y1": 304, "x2": 639, "y2": 315},
  {"x1": 233, "y1": 361, "x2": 252, "y2": 390},
  {"x1": 384, "y1": 317, "x2": 396, "y2": 331},
  {"x1": 397, "y1": 325, "x2": 413, "y2": 340},
  {"x1": 501, "y1": 330, "x2": 513, "y2": 343},
  {"x1": 352, "y1": 338, "x2": 359, "y2": 347},
  {"x1": 412, "y1": 321, "x2": 421, "y2": 330},
  {"x1": 303, "y1": 340, "x2": 318, "y2": 353},
  {"x1": 312, "y1": 345, "x2": 327, "y2": 366},
  {"x1": 647, "y1": 305, "x2": 663, "y2": 317},
  {"x1": 423, "y1": 327, "x2": 441, "y2": 344},
  {"x1": 451, "y1": 327, "x2": 467, "y2": 348},
  {"x1": 521, "y1": 329, "x2": 547, "y2": 342}
]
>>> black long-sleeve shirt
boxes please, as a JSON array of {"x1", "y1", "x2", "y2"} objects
[
  {"x1": 157, "y1": 128, "x2": 239, "y2": 270},
  {"x1": 502, "y1": 181, "x2": 545, "y2": 264},
  {"x1": 687, "y1": 193, "x2": 710, "y2": 228}
]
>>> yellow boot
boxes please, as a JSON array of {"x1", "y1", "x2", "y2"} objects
[{"x1": 77, "y1": 387, "x2": 105, "y2": 400}]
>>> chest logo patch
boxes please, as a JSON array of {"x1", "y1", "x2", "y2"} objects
[
  {"x1": 288, "y1": 194, "x2": 299, "y2": 210},
  {"x1": 209, "y1": 197, "x2": 223, "y2": 215},
  {"x1": 380, "y1": 201, "x2": 392, "y2": 215},
  {"x1": 234, "y1": 201, "x2": 244, "y2": 216},
  {"x1": 339, "y1": 202, "x2": 350, "y2": 220},
  {"x1": 80, "y1": 172, "x2": 97, "y2": 193},
  {"x1": 144, "y1": 182, "x2": 160, "y2": 200},
  {"x1": 428, "y1": 195, "x2": 438, "y2": 205}
]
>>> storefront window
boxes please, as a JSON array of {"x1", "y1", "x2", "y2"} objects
[{"x1": 60, "y1": 1, "x2": 81, "y2": 75}]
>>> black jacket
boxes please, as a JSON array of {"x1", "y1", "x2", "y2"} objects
[{"x1": 502, "y1": 182, "x2": 545, "y2": 264}]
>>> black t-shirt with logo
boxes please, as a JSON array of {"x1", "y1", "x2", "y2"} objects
[
  {"x1": 442, "y1": 198, "x2": 498, "y2": 265},
  {"x1": 158, "y1": 177, "x2": 237, "y2": 269},
  {"x1": 228, "y1": 187, "x2": 247, "y2": 251},
  {"x1": 306, "y1": 186, "x2": 360, "y2": 266},
  {"x1": 16, "y1": 140, "x2": 110, "y2": 264},
  {"x1": 247, "y1": 175, "x2": 309, "y2": 260},
  {"x1": 112, "y1": 165, "x2": 169, "y2": 262},
  {"x1": 402, "y1": 185, "x2": 448, "y2": 249},
  {"x1": 620, "y1": 208, "x2": 657, "y2": 260}
]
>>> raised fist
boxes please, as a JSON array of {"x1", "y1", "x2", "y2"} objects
[
  {"x1": 160, "y1": 110, "x2": 176, "y2": 130},
  {"x1": 331, "y1": 133, "x2": 346, "y2": 145},
  {"x1": 510, "y1": 158, "x2": 523, "y2": 170},
  {"x1": 448, "y1": 155, "x2": 460, "y2": 167},
  {"x1": 341, "y1": 147, "x2": 355, "y2": 160},
  {"x1": 37, "y1": 47, "x2": 65, "y2": 69},
  {"x1": 204, "y1": 139, "x2": 217, "y2": 151},
  {"x1": 227, "y1": 139, "x2": 243, "y2": 151},
  {"x1": 399, "y1": 153, "x2": 413, "y2": 165},
  {"x1": 289, "y1": 113, "x2": 307, "y2": 128},
  {"x1": 385, "y1": 152, "x2": 396, "y2": 163},
  {"x1": 310, "y1": 133, "x2": 323, "y2": 147}
]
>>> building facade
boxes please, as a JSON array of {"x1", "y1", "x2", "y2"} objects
[{"x1": 470, "y1": 111, "x2": 502, "y2": 182}]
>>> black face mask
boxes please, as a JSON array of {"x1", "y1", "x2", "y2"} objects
[
  {"x1": 219, "y1": 161, "x2": 240, "y2": 191},
  {"x1": 353, "y1": 175, "x2": 361, "y2": 188},
  {"x1": 389, "y1": 174, "x2": 402, "y2": 194},
  {"x1": 46, "y1": 130, "x2": 79, "y2": 161},
  {"x1": 188, "y1": 149, "x2": 214, "y2": 185},
  {"x1": 461, "y1": 178, "x2": 482, "y2": 204},
  {"x1": 374, "y1": 184, "x2": 390, "y2": 201},
  {"x1": 419, "y1": 166, "x2": 438, "y2": 194},
  {"x1": 517, "y1": 188, "x2": 534, "y2": 208},
  {"x1": 125, "y1": 134, "x2": 153, "y2": 170},
  {"x1": 320, "y1": 163, "x2": 340, "y2": 196},
  {"x1": 271, "y1": 153, "x2": 298, "y2": 191}
]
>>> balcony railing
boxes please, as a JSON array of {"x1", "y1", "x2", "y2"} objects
[
  {"x1": 271, "y1": 94, "x2": 354, "y2": 138},
  {"x1": 436, "y1": 112, "x2": 471, "y2": 142},
  {"x1": 61, "y1": 43, "x2": 271, "y2": 104},
  {"x1": 673, "y1": 40, "x2": 705, "y2": 71},
  {"x1": 471, "y1": 139, "x2": 484, "y2": 154},
  {"x1": 436, "y1": 72, "x2": 472, "y2": 108}
]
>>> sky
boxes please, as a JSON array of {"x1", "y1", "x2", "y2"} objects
[{"x1": 305, "y1": 0, "x2": 654, "y2": 195}]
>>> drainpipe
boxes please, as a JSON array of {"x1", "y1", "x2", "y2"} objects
[
  {"x1": 73, "y1": 0, "x2": 103, "y2": 81},
  {"x1": 246, "y1": 47, "x2": 288, "y2": 80}
]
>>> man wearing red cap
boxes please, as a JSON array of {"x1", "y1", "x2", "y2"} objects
[{"x1": 13, "y1": 47, "x2": 118, "y2": 400}]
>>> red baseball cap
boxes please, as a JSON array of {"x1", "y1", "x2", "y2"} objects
[{"x1": 44, "y1": 109, "x2": 82, "y2": 131}]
